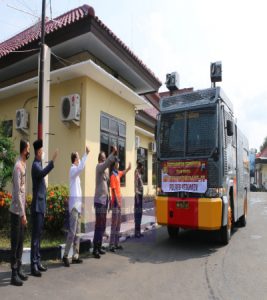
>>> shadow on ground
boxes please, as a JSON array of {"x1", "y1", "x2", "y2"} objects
[
  {"x1": 0, "y1": 225, "x2": 239, "y2": 287},
  {"x1": 0, "y1": 270, "x2": 10, "y2": 287},
  {"x1": 109, "y1": 225, "x2": 238, "y2": 265}
]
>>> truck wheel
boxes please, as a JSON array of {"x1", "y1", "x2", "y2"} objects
[
  {"x1": 167, "y1": 226, "x2": 179, "y2": 239},
  {"x1": 221, "y1": 204, "x2": 232, "y2": 245},
  {"x1": 239, "y1": 196, "x2": 247, "y2": 227}
]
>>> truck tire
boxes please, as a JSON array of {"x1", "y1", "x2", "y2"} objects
[
  {"x1": 167, "y1": 226, "x2": 179, "y2": 239},
  {"x1": 220, "y1": 204, "x2": 232, "y2": 245}
]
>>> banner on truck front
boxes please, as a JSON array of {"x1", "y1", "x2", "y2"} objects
[{"x1": 161, "y1": 160, "x2": 208, "y2": 193}]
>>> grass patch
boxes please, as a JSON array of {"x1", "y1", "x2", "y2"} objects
[{"x1": 0, "y1": 228, "x2": 65, "y2": 249}]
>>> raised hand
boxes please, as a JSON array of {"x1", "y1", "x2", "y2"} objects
[{"x1": 52, "y1": 149, "x2": 59, "y2": 162}]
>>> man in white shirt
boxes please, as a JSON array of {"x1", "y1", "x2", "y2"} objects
[{"x1": 63, "y1": 146, "x2": 89, "y2": 267}]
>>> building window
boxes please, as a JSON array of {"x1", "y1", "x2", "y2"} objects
[
  {"x1": 1, "y1": 120, "x2": 13, "y2": 137},
  {"x1": 137, "y1": 147, "x2": 148, "y2": 185},
  {"x1": 100, "y1": 112, "x2": 126, "y2": 185}
]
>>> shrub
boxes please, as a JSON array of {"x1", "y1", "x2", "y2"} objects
[
  {"x1": 0, "y1": 185, "x2": 69, "y2": 234},
  {"x1": 44, "y1": 185, "x2": 69, "y2": 233},
  {"x1": 0, "y1": 125, "x2": 17, "y2": 191},
  {"x1": 0, "y1": 191, "x2": 12, "y2": 229}
]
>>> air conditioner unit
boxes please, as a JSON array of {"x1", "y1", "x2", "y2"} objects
[
  {"x1": 135, "y1": 136, "x2": 140, "y2": 149},
  {"x1": 61, "y1": 94, "x2": 80, "y2": 122},
  {"x1": 149, "y1": 141, "x2": 156, "y2": 153},
  {"x1": 15, "y1": 109, "x2": 29, "y2": 130}
]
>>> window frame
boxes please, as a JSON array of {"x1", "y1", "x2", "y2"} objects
[{"x1": 1, "y1": 120, "x2": 13, "y2": 138}]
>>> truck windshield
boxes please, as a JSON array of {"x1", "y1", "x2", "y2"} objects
[{"x1": 159, "y1": 107, "x2": 217, "y2": 158}]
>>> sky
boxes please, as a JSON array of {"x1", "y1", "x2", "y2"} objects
[{"x1": 0, "y1": 0, "x2": 266, "y2": 151}]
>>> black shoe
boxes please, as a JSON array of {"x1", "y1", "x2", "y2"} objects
[
  {"x1": 115, "y1": 245, "x2": 123, "y2": 250},
  {"x1": 92, "y1": 248, "x2": 101, "y2": 259},
  {"x1": 31, "y1": 265, "x2": 42, "y2": 277},
  {"x1": 63, "y1": 256, "x2": 70, "y2": 267},
  {"x1": 37, "y1": 263, "x2": 47, "y2": 272},
  {"x1": 18, "y1": 267, "x2": 28, "y2": 281},
  {"x1": 72, "y1": 257, "x2": 83, "y2": 264},
  {"x1": 98, "y1": 247, "x2": 106, "y2": 255},
  {"x1": 11, "y1": 269, "x2": 23, "y2": 286},
  {"x1": 109, "y1": 245, "x2": 116, "y2": 252}
]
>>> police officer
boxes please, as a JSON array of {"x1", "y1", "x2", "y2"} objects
[
  {"x1": 31, "y1": 139, "x2": 58, "y2": 277},
  {"x1": 10, "y1": 139, "x2": 30, "y2": 286},
  {"x1": 93, "y1": 146, "x2": 117, "y2": 259},
  {"x1": 134, "y1": 161, "x2": 144, "y2": 238}
]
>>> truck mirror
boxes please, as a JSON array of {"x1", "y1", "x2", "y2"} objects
[
  {"x1": 226, "y1": 120, "x2": 233, "y2": 136},
  {"x1": 211, "y1": 147, "x2": 219, "y2": 161}
]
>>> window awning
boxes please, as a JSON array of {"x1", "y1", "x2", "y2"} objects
[{"x1": 0, "y1": 59, "x2": 152, "y2": 110}]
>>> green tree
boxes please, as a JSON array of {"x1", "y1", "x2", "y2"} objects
[
  {"x1": 260, "y1": 136, "x2": 267, "y2": 152},
  {"x1": 0, "y1": 125, "x2": 17, "y2": 191}
]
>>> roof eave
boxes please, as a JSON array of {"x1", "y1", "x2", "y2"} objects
[{"x1": 0, "y1": 59, "x2": 151, "y2": 109}]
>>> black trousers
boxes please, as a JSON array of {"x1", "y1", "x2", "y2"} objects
[
  {"x1": 31, "y1": 212, "x2": 44, "y2": 266},
  {"x1": 93, "y1": 202, "x2": 107, "y2": 247},
  {"x1": 10, "y1": 212, "x2": 25, "y2": 270},
  {"x1": 134, "y1": 194, "x2": 143, "y2": 234}
]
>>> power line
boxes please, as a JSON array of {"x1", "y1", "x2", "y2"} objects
[
  {"x1": 8, "y1": 48, "x2": 39, "y2": 54},
  {"x1": 51, "y1": 51, "x2": 81, "y2": 67},
  {"x1": 14, "y1": 0, "x2": 36, "y2": 15},
  {"x1": 7, "y1": 4, "x2": 39, "y2": 19},
  {"x1": 51, "y1": 51, "x2": 68, "y2": 67}
]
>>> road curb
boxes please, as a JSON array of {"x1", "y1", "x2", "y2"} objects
[{"x1": 0, "y1": 220, "x2": 156, "y2": 264}]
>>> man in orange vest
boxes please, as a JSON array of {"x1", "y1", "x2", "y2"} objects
[{"x1": 109, "y1": 158, "x2": 131, "y2": 252}]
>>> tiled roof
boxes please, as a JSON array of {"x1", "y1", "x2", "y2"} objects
[
  {"x1": 0, "y1": 4, "x2": 161, "y2": 85},
  {"x1": 257, "y1": 147, "x2": 267, "y2": 158},
  {"x1": 0, "y1": 5, "x2": 95, "y2": 58},
  {"x1": 93, "y1": 15, "x2": 161, "y2": 84},
  {"x1": 143, "y1": 107, "x2": 159, "y2": 119}
]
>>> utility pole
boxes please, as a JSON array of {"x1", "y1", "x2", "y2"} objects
[
  {"x1": 37, "y1": 0, "x2": 46, "y2": 140},
  {"x1": 37, "y1": 0, "x2": 51, "y2": 178}
]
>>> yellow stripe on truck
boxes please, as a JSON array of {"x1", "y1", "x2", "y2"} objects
[
  {"x1": 198, "y1": 198, "x2": 222, "y2": 230},
  {"x1": 155, "y1": 196, "x2": 168, "y2": 225}
]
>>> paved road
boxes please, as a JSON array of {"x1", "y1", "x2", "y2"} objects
[{"x1": 1, "y1": 192, "x2": 266, "y2": 300}]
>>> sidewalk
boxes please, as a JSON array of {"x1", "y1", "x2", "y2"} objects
[{"x1": 20, "y1": 214, "x2": 156, "y2": 264}]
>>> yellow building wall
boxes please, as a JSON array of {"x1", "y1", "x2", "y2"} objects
[
  {"x1": 47, "y1": 77, "x2": 87, "y2": 189},
  {"x1": 0, "y1": 77, "x2": 89, "y2": 194},
  {"x1": 83, "y1": 77, "x2": 136, "y2": 222},
  {"x1": 0, "y1": 90, "x2": 38, "y2": 193},
  {"x1": 0, "y1": 75, "x2": 137, "y2": 224}
]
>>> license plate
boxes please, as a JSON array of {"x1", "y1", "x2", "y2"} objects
[{"x1": 176, "y1": 201, "x2": 189, "y2": 209}]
